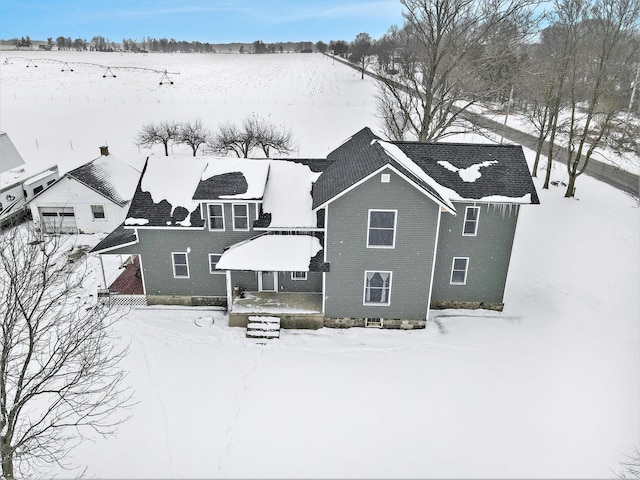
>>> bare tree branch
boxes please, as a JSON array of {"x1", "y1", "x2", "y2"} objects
[{"x1": 0, "y1": 224, "x2": 133, "y2": 479}]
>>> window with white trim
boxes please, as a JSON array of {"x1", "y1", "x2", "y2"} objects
[
  {"x1": 91, "y1": 204, "x2": 105, "y2": 220},
  {"x1": 208, "y1": 203, "x2": 224, "y2": 230},
  {"x1": 367, "y1": 210, "x2": 396, "y2": 248},
  {"x1": 172, "y1": 252, "x2": 190, "y2": 278},
  {"x1": 209, "y1": 254, "x2": 223, "y2": 274},
  {"x1": 291, "y1": 271, "x2": 307, "y2": 281},
  {"x1": 463, "y1": 206, "x2": 480, "y2": 236},
  {"x1": 363, "y1": 271, "x2": 392, "y2": 305},
  {"x1": 450, "y1": 257, "x2": 469, "y2": 285},
  {"x1": 233, "y1": 203, "x2": 249, "y2": 230}
]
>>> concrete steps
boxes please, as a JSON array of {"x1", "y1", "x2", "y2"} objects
[{"x1": 246, "y1": 316, "x2": 281, "y2": 339}]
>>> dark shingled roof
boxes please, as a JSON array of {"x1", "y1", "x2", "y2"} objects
[
  {"x1": 67, "y1": 158, "x2": 132, "y2": 206},
  {"x1": 91, "y1": 223, "x2": 138, "y2": 253},
  {"x1": 123, "y1": 159, "x2": 205, "y2": 228},
  {"x1": 193, "y1": 172, "x2": 249, "y2": 200},
  {"x1": 395, "y1": 142, "x2": 540, "y2": 204},
  {"x1": 313, "y1": 127, "x2": 539, "y2": 209},
  {"x1": 313, "y1": 128, "x2": 450, "y2": 209}
]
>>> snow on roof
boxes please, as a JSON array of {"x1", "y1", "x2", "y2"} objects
[
  {"x1": 77, "y1": 154, "x2": 141, "y2": 204},
  {"x1": 216, "y1": 234, "x2": 322, "y2": 271},
  {"x1": 479, "y1": 193, "x2": 533, "y2": 203},
  {"x1": 0, "y1": 131, "x2": 26, "y2": 174},
  {"x1": 262, "y1": 161, "x2": 322, "y2": 228},
  {"x1": 202, "y1": 158, "x2": 270, "y2": 199},
  {"x1": 376, "y1": 140, "x2": 457, "y2": 212},
  {"x1": 1, "y1": 164, "x2": 57, "y2": 191},
  {"x1": 437, "y1": 160, "x2": 499, "y2": 183},
  {"x1": 141, "y1": 156, "x2": 208, "y2": 217}
]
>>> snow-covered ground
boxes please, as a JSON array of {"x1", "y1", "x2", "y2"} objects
[{"x1": 1, "y1": 52, "x2": 638, "y2": 479}]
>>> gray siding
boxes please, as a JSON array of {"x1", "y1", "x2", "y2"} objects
[
  {"x1": 431, "y1": 202, "x2": 519, "y2": 305},
  {"x1": 324, "y1": 168, "x2": 440, "y2": 320},
  {"x1": 110, "y1": 201, "x2": 260, "y2": 297},
  {"x1": 230, "y1": 271, "x2": 322, "y2": 293}
]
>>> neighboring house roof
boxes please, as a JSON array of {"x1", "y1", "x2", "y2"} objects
[
  {"x1": 0, "y1": 131, "x2": 26, "y2": 173},
  {"x1": 312, "y1": 127, "x2": 539, "y2": 209},
  {"x1": 66, "y1": 154, "x2": 142, "y2": 207}
]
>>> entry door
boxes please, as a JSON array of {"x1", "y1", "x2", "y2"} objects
[{"x1": 259, "y1": 271, "x2": 277, "y2": 292}]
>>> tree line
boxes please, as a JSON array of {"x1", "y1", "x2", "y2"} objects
[
  {"x1": 135, "y1": 115, "x2": 295, "y2": 158},
  {"x1": 332, "y1": 0, "x2": 640, "y2": 198}
]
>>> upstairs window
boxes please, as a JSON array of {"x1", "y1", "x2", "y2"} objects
[
  {"x1": 91, "y1": 204, "x2": 105, "y2": 220},
  {"x1": 367, "y1": 210, "x2": 397, "y2": 248},
  {"x1": 172, "y1": 252, "x2": 190, "y2": 278},
  {"x1": 363, "y1": 271, "x2": 392, "y2": 305},
  {"x1": 450, "y1": 257, "x2": 469, "y2": 285},
  {"x1": 208, "y1": 204, "x2": 224, "y2": 231},
  {"x1": 463, "y1": 206, "x2": 480, "y2": 236},
  {"x1": 233, "y1": 204, "x2": 249, "y2": 231}
]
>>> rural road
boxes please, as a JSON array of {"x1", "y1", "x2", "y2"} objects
[{"x1": 331, "y1": 54, "x2": 640, "y2": 196}]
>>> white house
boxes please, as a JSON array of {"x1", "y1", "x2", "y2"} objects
[{"x1": 29, "y1": 146, "x2": 142, "y2": 234}]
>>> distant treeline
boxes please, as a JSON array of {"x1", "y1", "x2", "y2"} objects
[{"x1": 3, "y1": 35, "x2": 325, "y2": 54}]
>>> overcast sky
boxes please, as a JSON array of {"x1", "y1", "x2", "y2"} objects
[{"x1": 0, "y1": 0, "x2": 405, "y2": 44}]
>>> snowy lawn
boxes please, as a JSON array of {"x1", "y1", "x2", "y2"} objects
[{"x1": 0, "y1": 52, "x2": 637, "y2": 478}]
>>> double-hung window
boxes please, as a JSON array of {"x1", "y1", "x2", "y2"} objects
[
  {"x1": 450, "y1": 257, "x2": 469, "y2": 285},
  {"x1": 233, "y1": 204, "x2": 249, "y2": 231},
  {"x1": 363, "y1": 271, "x2": 392, "y2": 305},
  {"x1": 209, "y1": 254, "x2": 223, "y2": 274},
  {"x1": 172, "y1": 252, "x2": 190, "y2": 278},
  {"x1": 367, "y1": 210, "x2": 396, "y2": 248},
  {"x1": 208, "y1": 204, "x2": 224, "y2": 230},
  {"x1": 463, "y1": 206, "x2": 480, "y2": 236}
]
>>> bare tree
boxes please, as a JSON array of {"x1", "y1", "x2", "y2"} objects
[
  {"x1": 209, "y1": 120, "x2": 257, "y2": 158},
  {"x1": 349, "y1": 32, "x2": 375, "y2": 79},
  {"x1": 616, "y1": 446, "x2": 640, "y2": 479},
  {"x1": 0, "y1": 224, "x2": 132, "y2": 479},
  {"x1": 209, "y1": 115, "x2": 295, "y2": 158},
  {"x1": 134, "y1": 120, "x2": 180, "y2": 156},
  {"x1": 253, "y1": 115, "x2": 295, "y2": 157},
  {"x1": 376, "y1": 0, "x2": 538, "y2": 142},
  {"x1": 177, "y1": 119, "x2": 211, "y2": 156},
  {"x1": 556, "y1": 0, "x2": 640, "y2": 197}
]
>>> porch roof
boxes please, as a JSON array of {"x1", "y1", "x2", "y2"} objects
[{"x1": 216, "y1": 234, "x2": 322, "y2": 272}]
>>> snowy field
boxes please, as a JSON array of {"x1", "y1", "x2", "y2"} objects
[{"x1": 1, "y1": 52, "x2": 638, "y2": 479}]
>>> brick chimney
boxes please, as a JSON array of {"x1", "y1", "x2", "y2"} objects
[{"x1": 100, "y1": 146, "x2": 109, "y2": 156}]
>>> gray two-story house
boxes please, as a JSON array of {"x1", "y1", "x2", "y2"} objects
[{"x1": 93, "y1": 127, "x2": 539, "y2": 329}]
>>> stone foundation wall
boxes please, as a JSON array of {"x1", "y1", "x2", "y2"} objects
[
  {"x1": 323, "y1": 317, "x2": 426, "y2": 329},
  {"x1": 146, "y1": 295, "x2": 227, "y2": 308},
  {"x1": 430, "y1": 300, "x2": 504, "y2": 311}
]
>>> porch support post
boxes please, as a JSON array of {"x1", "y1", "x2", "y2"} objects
[
  {"x1": 99, "y1": 255, "x2": 107, "y2": 289},
  {"x1": 225, "y1": 270, "x2": 233, "y2": 312}
]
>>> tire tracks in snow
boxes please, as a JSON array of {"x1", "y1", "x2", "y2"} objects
[
  {"x1": 217, "y1": 346, "x2": 265, "y2": 476},
  {"x1": 136, "y1": 336, "x2": 177, "y2": 476}
]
